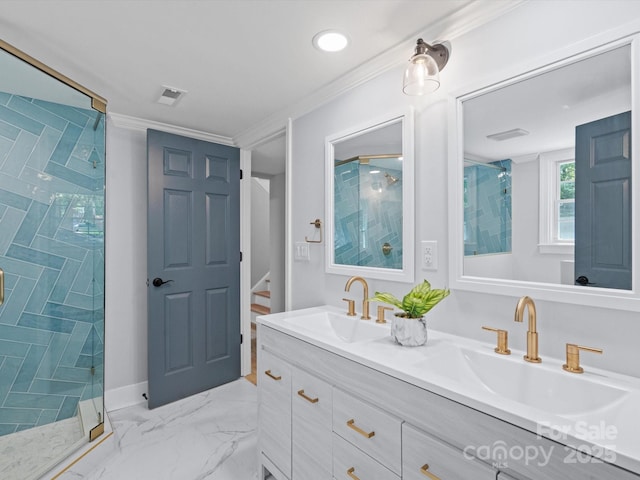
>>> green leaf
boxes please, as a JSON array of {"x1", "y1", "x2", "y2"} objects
[
  {"x1": 407, "y1": 279, "x2": 431, "y2": 298},
  {"x1": 369, "y1": 291, "x2": 403, "y2": 309},
  {"x1": 370, "y1": 280, "x2": 450, "y2": 318}
]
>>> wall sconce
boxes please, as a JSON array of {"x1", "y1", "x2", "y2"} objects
[{"x1": 402, "y1": 38, "x2": 450, "y2": 95}]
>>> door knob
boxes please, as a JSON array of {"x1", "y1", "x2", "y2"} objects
[{"x1": 152, "y1": 277, "x2": 174, "y2": 287}]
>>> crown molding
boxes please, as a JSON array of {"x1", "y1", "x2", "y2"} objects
[
  {"x1": 108, "y1": 112, "x2": 235, "y2": 146},
  {"x1": 233, "y1": 0, "x2": 526, "y2": 149}
]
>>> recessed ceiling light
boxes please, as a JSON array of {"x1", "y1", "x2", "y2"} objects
[{"x1": 313, "y1": 30, "x2": 349, "y2": 52}]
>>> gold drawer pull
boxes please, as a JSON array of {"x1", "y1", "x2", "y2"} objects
[
  {"x1": 346, "y1": 419, "x2": 375, "y2": 439},
  {"x1": 264, "y1": 370, "x2": 281, "y2": 381},
  {"x1": 297, "y1": 389, "x2": 319, "y2": 403},
  {"x1": 347, "y1": 467, "x2": 361, "y2": 480},
  {"x1": 420, "y1": 463, "x2": 441, "y2": 480}
]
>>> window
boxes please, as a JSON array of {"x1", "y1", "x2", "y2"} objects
[
  {"x1": 539, "y1": 149, "x2": 574, "y2": 254},
  {"x1": 557, "y1": 161, "x2": 575, "y2": 241}
]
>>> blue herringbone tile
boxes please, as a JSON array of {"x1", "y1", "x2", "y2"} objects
[
  {"x1": 12, "y1": 344, "x2": 48, "y2": 392},
  {"x1": 0, "y1": 105, "x2": 44, "y2": 136},
  {"x1": 7, "y1": 96, "x2": 69, "y2": 132},
  {"x1": 18, "y1": 313, "x2": 75, "y2": 334},
  {"x1": 0, "y1": 93, "x2": 104, "y2": 434}
]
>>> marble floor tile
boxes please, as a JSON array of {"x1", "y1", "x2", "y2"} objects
[
  {"x1": 59, "y1": 379, "x2": 259, "y2": 480},
  {"x1": 0, "y1": 416, "x2": 83, "y2": 480}
]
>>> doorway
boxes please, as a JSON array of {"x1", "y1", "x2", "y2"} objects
[{"x1": 245, "y1": 132, "x2": 286, "y2": 384}]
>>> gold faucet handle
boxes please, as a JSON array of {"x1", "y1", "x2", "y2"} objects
[
  {"x1": 376, "y1": 306, "x2": 393, "y2": 324},
  {"x1": 563, "y1": 343, "x2": 603, "y2": 374},
  {"x1": 482, "y1": 326, "x2": 511, "y2": 355},
  {"x1": 342, "y1": 298, "x2": 356, "y2": 316}
]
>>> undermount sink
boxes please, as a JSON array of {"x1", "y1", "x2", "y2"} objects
[
  {"x1": 265, "y1": 306, "x2": 631, "y2": 418},
  {"x1": 460, "y1": 348, "x2": 630, "y2": 415},
  {"x1": 283, "y1": 311, "x2": 390, "y2": 343},
  {"x1": 280, "y1": 310, "x2": 390, "y2": 343}
]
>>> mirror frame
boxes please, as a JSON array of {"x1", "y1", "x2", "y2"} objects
[
  {"x1": 448, "y1": 35, "x2": 640, "y2": 311},
  {"x1": 325, "y1": 108, "x2": 415, "y2": 282}
]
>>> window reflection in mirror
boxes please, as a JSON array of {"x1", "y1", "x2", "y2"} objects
[{"x1": 462, "y1": 44, "x2": 631, "y2": 289}]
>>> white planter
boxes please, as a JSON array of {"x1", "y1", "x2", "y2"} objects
[{"x1": 391, "y1": 315, "x2": 427, "y2": 346}]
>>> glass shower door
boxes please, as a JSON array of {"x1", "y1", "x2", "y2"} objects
[{"x1": 0, "y1": 43, "x2": 106, "y2": 479}]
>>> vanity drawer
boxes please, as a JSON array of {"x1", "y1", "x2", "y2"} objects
[
  {"x1": 332, "y1": 387, "x2": 401, "y2": 474},
  {"x1": 403, "y1": 423, "x2": 497, "y2": 480},
  {"x1": 258, "y1": 349, "x2": 292, "y2": 478},
  {"x1": 292, "y1": 366, "x2": 333, "y2": 480},
  {"x1": 333, "y1": 433, "x2": 399, "y2": 480}
]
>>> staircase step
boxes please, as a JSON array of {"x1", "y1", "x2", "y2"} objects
[
  {"x1": 251, "y1": 303, "x2": 271, "y2": 315},
  {"x1": 254, "y1": 290, "x2": 271, "y2": 299}
]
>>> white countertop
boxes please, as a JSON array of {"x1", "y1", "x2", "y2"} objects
[{"x1": 258, "y1": 305, "x2": 640, "y2": 474}]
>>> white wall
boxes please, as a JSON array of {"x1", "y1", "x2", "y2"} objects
[
  {"x1": 251, "y1": 178, "x2": 270, "y2": 287},
  {"x1": 269, "y1": 173, "x2": 286, "y2": 313},
  {"x1": 464, "y1": 253, "x2": 513, "y2": 279},
  {"x1": 104, "y1": 123, "x2": 148, "y2": 404},
  {"x1": 290, "y1": 1, "x2": 640, "y2": 378},
  {"x1": 511, "y1": 158, "x2": 575, "y2": 283}
]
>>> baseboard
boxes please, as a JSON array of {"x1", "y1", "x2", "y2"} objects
[{"x1": 105, "y1": 381, "x2": 148, "y2": 412}]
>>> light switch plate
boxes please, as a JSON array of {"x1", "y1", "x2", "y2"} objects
[
  {"x1": 294, "y1": 241, "x2": 310, "y2": 261},
  {"x1": 421, "y1": 240, "x2": 438, "y2": 270}
]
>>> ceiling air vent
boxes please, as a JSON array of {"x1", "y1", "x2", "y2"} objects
[
  {"x1": 486, "y1": 128, "x2": 529, "y2": 141},
  {"x1": 157, "y1": 86, "x2": 187, "y2": 106}
]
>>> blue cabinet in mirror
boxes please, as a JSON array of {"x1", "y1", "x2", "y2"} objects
[{"x1": 326, "y1": 109, "x2": 415, "y2": 282}]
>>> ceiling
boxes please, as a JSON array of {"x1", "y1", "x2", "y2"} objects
[
  {"x1": 0, "y1": 0, "x2": 474, "y2": 175},
  {"x1": 464, "y1": 44, "x2": 631, "y2": 163}
]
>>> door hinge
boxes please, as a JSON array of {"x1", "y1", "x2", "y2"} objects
[
  {"x1": 240, "y1": 169, "x2": 243, "y2": 180},
  {"x1": 241, "y1": 334, "x2": 243, "y2": 344},
  {"x1": 240, "y1": 251, "x2": 243, "y2": 262}
]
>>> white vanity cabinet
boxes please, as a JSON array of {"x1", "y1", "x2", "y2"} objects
[
  {"x1": 257, "y1": 323, "x2": 640, "y2": 480},
  {"x1": 291, "y1": 366, "x2": 332, "y2": 480},
  {"x1": 258, "y1": 348, "x2": 292, "y2": 480},
  {"x1": 402, "y1": 423, "x2": 497, "y2": 480},
  {"x1": 497, "y1": 473, "x2": 522, "y2": 480},
  {"x1": 332, "y1": 388, "x2": 402, "y2": 476},
  {"x1": 333, "y1": 433, "x2": 399, "y2": 480}
]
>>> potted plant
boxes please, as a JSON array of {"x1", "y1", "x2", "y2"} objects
[{"x1": 370, "y1": 280, "x2": 450, "y2": 346}]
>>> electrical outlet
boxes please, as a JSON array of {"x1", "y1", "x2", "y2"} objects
[{"x1": 421, "y1": 240, "x2": 438, "y2": 270}]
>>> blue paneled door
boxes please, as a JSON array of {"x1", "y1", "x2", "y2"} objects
[
  {"x1": 575, "y1": 111, "x2": 631, "y2": 290},
  {"x1": 147, "y1": 129, "x2": 241, "y2": 409}
]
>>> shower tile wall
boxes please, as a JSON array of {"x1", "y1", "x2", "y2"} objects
[
  {"x1": 464, "y1": 159, "x2": 512, "y2": 256},
  {"x1": 0, "y1": 92, "x2": 104, "y2": 435},
  {"x1": 334, "y1": 162, "x2": 403, "y2": 269}
]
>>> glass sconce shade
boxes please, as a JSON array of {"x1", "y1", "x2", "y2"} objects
[{"x1": 402, "y1": 52, "x2": 441, "y2": 95}]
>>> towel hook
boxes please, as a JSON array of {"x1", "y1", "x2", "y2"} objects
[{"x1": 305, "y1": 219, "x2": 323, "y2": 243}]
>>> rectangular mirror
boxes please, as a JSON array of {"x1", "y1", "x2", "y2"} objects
[
  {"x1": 449, "y1": 37, "x2": 640, "y2": 310},
  {"x1": 326, "y1": 109, "x2": 414, "y2": 282}
]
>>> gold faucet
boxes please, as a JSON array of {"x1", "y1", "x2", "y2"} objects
[
  {"x1": 514, "y1": 296, "x2": 541, "y2": 363},
  {"x1": 562, "y1": 344, "x2": 603, "y2": 374},
  {"x1": 345, "y1": 276, "x2": 371, "y2": 320}
]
